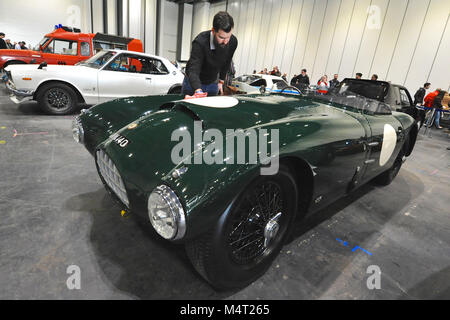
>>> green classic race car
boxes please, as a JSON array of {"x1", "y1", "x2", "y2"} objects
[{"x1": 72, "y1": 82, "x2": 418, "y2": 289}]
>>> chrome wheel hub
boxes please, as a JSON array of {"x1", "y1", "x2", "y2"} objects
[{"x1": 264, "y1": 212, "x2": 282, "y2": 248}]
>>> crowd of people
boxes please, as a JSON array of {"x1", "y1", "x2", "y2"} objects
[
  {"x1": 251, "y1": 66, "x2": 384, "y2": 95},
  {"x1": 0, "y1": 32, "x2": 28, "y2": 50},
  {"x1": 252, "y1": 65, "x2": 448, "y2": 130}
]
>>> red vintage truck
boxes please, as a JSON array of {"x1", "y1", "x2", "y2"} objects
[{"x1": 0, "y1": 25, "x2": 143, "y2": 69}]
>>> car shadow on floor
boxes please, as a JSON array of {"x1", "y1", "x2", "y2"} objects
[
  {"x1": 65, "y1": 189, "x2": 235, "y2": 299},
  {"x1": 65, "y1": 168, "x2": 425, "y2": 299}
]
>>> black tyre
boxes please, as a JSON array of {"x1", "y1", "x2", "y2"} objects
[
  {"x1": 168, "y1": 86, "x2": 182, "y2": 94},
  {"x1": 37, "y1": 83, "x2": 79, "y2": 115},
  {"x1": 373, "y1": 135, "x2": 409, "y2": 186},
  {"x1": 185, "y1": 165, "x2": 298, "y2": 290}
]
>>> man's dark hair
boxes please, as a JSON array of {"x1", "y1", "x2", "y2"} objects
[
  {"x1": 213, "y1": 11, "x2": 234, "y2": 33},
  {"x1": 372, "y1": 74, "x2": 378, "y2": 80},
  {"x1": 424, "y1": 82, "x2": 431, "y2": 87},
  {"x1": 356, "y1": 73, "x2": 363, "y2": 77},
  {"x1": 302, "y1": 69, "x2": 307, "y2": 73},
  {"x1": 0, "y1": 32, "x2": 5, "y2": 37}
]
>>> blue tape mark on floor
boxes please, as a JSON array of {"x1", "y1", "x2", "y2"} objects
[{"x1": 336, "y1": 238, "x2": 373, "y2": 256}]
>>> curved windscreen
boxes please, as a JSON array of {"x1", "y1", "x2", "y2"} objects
[{"x1": 77, "y1": 50, "x2": 118, "y2": 69}]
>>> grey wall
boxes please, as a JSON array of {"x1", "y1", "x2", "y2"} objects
[
  {"x1": 208, "y1": 0, "x2": 450, "y2": 93},
  {"x1": 0, "y1": 0, "x2": 91, "y2": 48},
  {"x1": 2, "y1": 0, "x2": 448, "y2": 92}
]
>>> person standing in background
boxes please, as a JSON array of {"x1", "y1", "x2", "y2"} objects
[
  {"x1": 330, "y1": 74, "x2": 340, "y2": 89},
  {"x1": 5, "y1": 39, "x2": 13, "y2": 49},
  {"x1": 317, "y1": 75, "x2": 329, "y2": 94},
  {"x1": 0, "y1": 33, "x2": 7, "y2": 49},
  {"x1": 413, "y1": 83, "x2": 431, "y2": 128},
  {"x1": 291, "y1": 69, "x2": 310, "y2": 89}
]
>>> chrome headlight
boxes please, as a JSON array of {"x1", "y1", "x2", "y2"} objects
[
  {"x1": 72, "y1": 116, "x2": 84, "y2": 144},
  {"x1": 147, "y1": 185, "x2": 186, "y2": 240}
]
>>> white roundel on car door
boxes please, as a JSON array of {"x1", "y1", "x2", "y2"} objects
[{"x1": 379, "y1": 124, "x2": 397, "y2": 167}]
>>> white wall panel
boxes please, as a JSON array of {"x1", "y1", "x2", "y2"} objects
[
  {"x1": 386, "y1": 0, "x2": 430, "y2": 86},
  {"x1": 247, "y1": 0, "x2": 265, "y2": 74},
  {"x1": 289, "y1": 0, "x2": 315, "y2": 78},
  {"x1": 92, "y1": 0, "x2": 104, "y2": 33},
  {"x1": 128, "y1": 0, "x2": 143, "y2": 40},
  {"x1": 208, "y1": 1, "x2": 227, "y2": 26},
  {"x1": 352, "y1": 0, "x2": 389, "y2": 80},
  {"x1": 0, "y1": 0, "x2": 91, "y2": 47},
  {"x1": 404, "y1": 0, "x2": 450, "y2": 91},
  {"x1": 311, "y1": 0, "x2": 341, "y2": 81},
  {"x1": 107, "y1": 0, "x2": 117, "y2": 35},
  {"x1": 262, "y1": 0, "x2": 283, "y2": 71},
  {"x1": 161, "y1": 0, "x2": 178, "y2": 61},
  {"x1": 302, "y1": 0, "x2": 327, "y2": 83},
  {"x1": 191, "y1": 1, "x2": 210, "y2": 41},
  {"x1": 281, "y1": 0, "x2": 304, "y2": 79},
  {"x1": 232, "y1": 0, "x2": 248, "y2": 75},
  {"x1": 180, "y1": 3, "x2": 193, "y2": 61},
  {"x1": 325, "y1": 0, "x2": 356, "y2": 78},
  {"x1": 254, "y1": 0, "x2": 274, "y2": 74},
  {"x1": 239, "y1": 0, "x2": 257, "y2": 74},
  {"x1": 122, "y1": 0, "x2": 129, "y2": 36},
  {"x1": 427, "y1": 13, "x2": 450, "y2": 92},
  {"x1": 145, "y1": 0, "x2": 157, "y2": 54},
  {"x1": 272, "y1": 0, "x2": 293, "y2": 75},
  {"x1": 338, "y1": 0, "x2": 371, "y2": 79},
  {"x1": 370, "y1": 0, "x2": 408, "y2": 81}
]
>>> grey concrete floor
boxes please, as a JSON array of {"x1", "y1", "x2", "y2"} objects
[{"x1": 0, "y1": 84, "x2": 449, "y2": 300}]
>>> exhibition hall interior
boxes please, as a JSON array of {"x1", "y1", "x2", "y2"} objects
[{"x1": 0, "y1": 0, "x2": 449, "y2": 301}]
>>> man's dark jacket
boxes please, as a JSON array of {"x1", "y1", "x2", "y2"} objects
[
  {"x1": 0, "y1": 38, "x2": 7, "y2": 50},
  {"x1": 186, "y1": 31, "x2": 238, "y2": 90},
  {"x1": 414, "y1": 87, "x2": 426, "y2": 105},
  {"x1": 290, "y1": 74, "x2": 310, "y2": 87}
]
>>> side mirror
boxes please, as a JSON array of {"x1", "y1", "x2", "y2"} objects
[{"x1": 38, "y1": 61, "x2": 47, "y2": 69}]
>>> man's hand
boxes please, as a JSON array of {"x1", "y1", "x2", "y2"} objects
[
  {"x1": 184, "y1": 89, "x2": 208, "y2": 99},
  {"x1": 218, "y1": 80, "x2": 224, "y2": 96}
]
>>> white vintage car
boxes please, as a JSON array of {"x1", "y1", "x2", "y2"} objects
[
  {"x1": 4, "y1": 49, "x2": 184, "y2": 114},
  {"x1": 231, "y1": 74, "x2": 297, "y2": 94}
]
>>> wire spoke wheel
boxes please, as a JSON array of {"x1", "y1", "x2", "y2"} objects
[
  {"x1": 227, "y1": 181, "x2": 284, "y2": 265},
  {"x1": 185, "y1": 164, "x2": 298, "y2": 289}
]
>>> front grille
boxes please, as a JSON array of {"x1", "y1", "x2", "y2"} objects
[{"x1": 96, "y1": 149, "x2": 129, "y2": 207}]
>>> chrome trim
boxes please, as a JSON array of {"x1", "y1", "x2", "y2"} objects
[
  {"x1": 96, "y1": 149, "x2": 129, "y2": 207},
  {"x1": 72, "y1": 116, "x2": 84, "y2": 144},
  {"x1": 148, "y1": 185, "x2": 186, "y2": 240},
  {"x1": 5, "y1": 80, "x2": 34, "y2": 97},
  {"x1": 171, "y1": 167, "x2": 188, "y2": 179}
]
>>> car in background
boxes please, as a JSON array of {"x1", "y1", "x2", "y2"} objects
[
  {"x1": 0, "y1": 25, "x2": 143, "y2": 70},
  {"x1": 4, "y1": 49, "x2": 184, "y2": 114},
  {"x1": 231, "y1": 74, "x2": 297, "y2": 94},
  {"x1": 331, "y1": 78, "x2": 415, "y2": 114}
]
